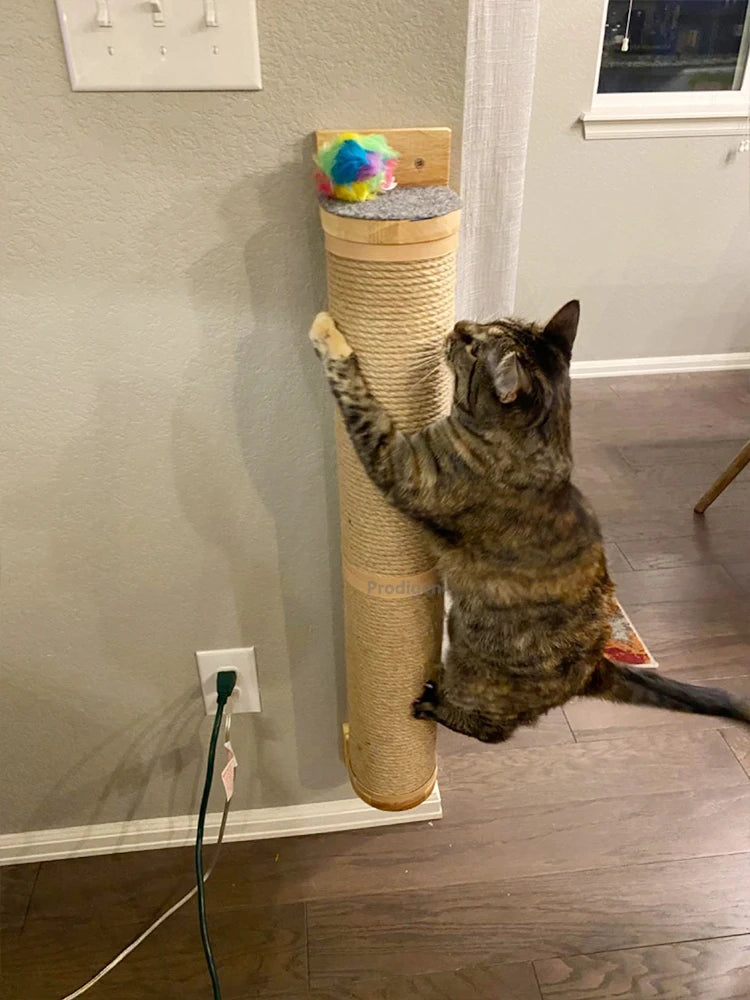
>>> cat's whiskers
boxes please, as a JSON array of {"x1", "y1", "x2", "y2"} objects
[
  {"x1": 413, "y1": 342, "x2": 442, "y2": 360},
  {"x1": 410, "y1": 342, "x2": 445, "y2": 368},
  {"x1": 410, "y1": 354, "x2": 442, "y2": 374},
  {"x1": 411, "y1": 360, "x2": 445, "y2": 388}
]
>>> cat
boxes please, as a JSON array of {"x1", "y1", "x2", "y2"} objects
[{"x1": 309, "y1": 304, "x2": 750, "y2": 743}]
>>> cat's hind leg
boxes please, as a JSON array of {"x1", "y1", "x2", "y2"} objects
[
  {"x1": 413, "y1": 680, "x2": 514, "y2": 744},
  {"x1": 412, "y1": 679, "x2": 441, "y2": 717}
]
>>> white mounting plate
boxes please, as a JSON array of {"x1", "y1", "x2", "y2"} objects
[
  {"x1": 55, "y1": 0, "x2": 262, "y2": 92},
  {"x1": 195, "y1": 647, "x2": 262, "y2": 715}
]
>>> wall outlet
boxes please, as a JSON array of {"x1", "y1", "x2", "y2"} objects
[{"x1": 195, "y1": 647, "x2": 261, "y2": 715}]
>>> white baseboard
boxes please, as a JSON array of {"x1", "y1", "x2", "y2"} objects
[
  {"x1": 0, "y1": 786, "x2": 442, "y2": 866},
  {"x1": 571, "y1": 352, "x2": 750, "y2": 379}
]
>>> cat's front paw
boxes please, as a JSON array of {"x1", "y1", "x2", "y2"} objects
[
  {"x1": 309, "y1": 312, "x2": 352, "y2": 360},
  {"x1": 412, "y1": 680, "x2": 439, "y2": 720}
]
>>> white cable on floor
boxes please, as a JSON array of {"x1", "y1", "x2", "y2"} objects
[{"x1": 59, "y1": 709, "x2": 236, "y2": 1000}]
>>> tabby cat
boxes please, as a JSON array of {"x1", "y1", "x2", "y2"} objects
[{"x1": 309, "y1": 304, "x2": 750, "y2": 743}]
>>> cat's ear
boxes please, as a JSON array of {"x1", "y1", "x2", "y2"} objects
[
  {"x1": 544, "y1": 300, "x2": 580, "y2": 354},
  {"x1": 489, "y1": 349, "x2": 530, "y2": 404}
]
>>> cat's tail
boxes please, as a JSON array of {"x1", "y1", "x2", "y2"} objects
[{"x1": 586, "y1": 660, "x2": 750, "y2": 725}]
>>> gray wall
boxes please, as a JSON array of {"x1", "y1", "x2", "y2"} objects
[
  {"x1": 516, "y1": 0, "x2": 750, "y2": 362},
  {"x1": 0, "y1": 2, "x2": 467, "y2": 835}
]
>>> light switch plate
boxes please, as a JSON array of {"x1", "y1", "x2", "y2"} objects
[{"x1": 56, "y1": 0, "x2": 261, "y2": 92}]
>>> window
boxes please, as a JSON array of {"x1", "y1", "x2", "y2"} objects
[
  {"x1": 582, "y1": 1, "x2": 750, "y2": 138},
  {"x1": 600, "y1": 1, "x2": 750, "y2": 93}
]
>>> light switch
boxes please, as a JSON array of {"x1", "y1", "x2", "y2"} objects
[
  {"x1": 205, "y1": 1, "x2": 219, "y2": 28},
  {"x1": 95, "y1": 0, "x2": 111, "y2": 28},
  {"x1": 55, "y1": 0, "x2": 261, "y2": 91},
  {"x1": 149, "y1": 1, "x2": 165, "y2": 27}
]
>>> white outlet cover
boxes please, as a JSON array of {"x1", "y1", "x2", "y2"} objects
[
  {"x1": 55, "y1": 0, "x2": 262, "y2": 92},
  {"x1": 195, "y1": 647, "x2": 261, "y2": 714}
]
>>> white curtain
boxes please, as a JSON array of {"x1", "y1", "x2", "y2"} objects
[{"x1": 457, "y1": 0, "x2": 541, "y2": 321}]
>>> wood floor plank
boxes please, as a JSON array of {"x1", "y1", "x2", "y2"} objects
[
  {"x1": 657, "y1": 640, "x2": 750, "y2": 683},
  {"x1": 27, "y1": 848, "x2": 196, "y2": 924},
  {"x1": 724, "y1": 562, "x2": 750, "y2": 593},
  {"x1": 306, "y1": 853, "x2": 750, "y2": 988},
  {"x1": 304, "y1": 960, "x2": 542, "y2": 999},
  {"x1": 574, "y1": 412, "x2": 749, "y2": 455},
  {"x1": 722, "y1": 729, "x2": 750, "y2": 781},
  {"x1": 534, "y1": 934, "x2": 750, "y2": 999},
  {"x1": 604, "y1": 542, "x2": 631, "y2": 574},
  {"x1": 606, "y1": 370, "x2": 750, "y2": 401},
  {"x1": 601, "y1": 505, "x2": 749, "y2": 543},
  {"x1": 573, "y1": 443, "x2": 631, "y2": 487},
  {"x1": 617, "y1": 462, "x2": 750, "y2": 500},
  {"x1": 28, "y1": 732, "x2": 745, "y2": 929},
  {"x1": 624, "y1": 600, "x2": 750, "y2": 646},
  {"x1": 609, "y1": 461, "x2": 750, "y2": 493},
  {"x1": 295, "y1": 785, "x2": 750, "y2": 913},
  {"x1": 584, "y1": 475, "x2": 750, "y2": 519},
  {"x1": 615, "y1": 439, "x2": 750, "y2": 471},
  {"x1": 570, "y1": 380, "x2": 619, "y2": 402},
  {"x1": 616, "y1": 604, "x2": 750, "y2": 682},
  {"x1": 27, "y1": 840, "x2": 318, "y2": 925},
  {"x1": 0, "y1": 862, "x2": 38, "y2": 931},
  {"x1": 563, "y1": 674, "x2": 750, "y2": 741},
  {"x1": 438, "y1": 728, "x2": 746, "y2": 806},
  {"x1": 1, "y1": 900, "x2": 307, "y2": 1000},
  {"x1": 616, "y1": 531, "x2": 750, "y2": 573},
  {"x1": 440, "y1": 706, "x2": 574, "y2": 755},
  {"x1": 174, "y1": 731, "x2": 750, "y2": 911},
  {"x1": 502, "y1": 708, "x2": 576, "y2": 749},
  {"x1": 442, "y1": 784, "x2": 750, "y2": 885},
  {"x1": 612, "y1": 565, "x2": 741, "y2": 607}
]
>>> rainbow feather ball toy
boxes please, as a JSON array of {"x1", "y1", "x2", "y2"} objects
[{"x1": 314, "y1": 132, "x2": 399, "y2": 202}]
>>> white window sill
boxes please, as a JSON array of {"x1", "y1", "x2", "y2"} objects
[{"x1": 581, "y1": 106, "x2": 750, "y2": 140}]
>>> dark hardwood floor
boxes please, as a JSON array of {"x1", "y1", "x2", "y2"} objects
[{"x1": 2, "y1": 371, "x2": 749, "y2": 999}]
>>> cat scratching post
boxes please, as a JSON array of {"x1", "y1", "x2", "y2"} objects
[{"x1": 316, "y1": 128, "x2": 460, "y2": 811}]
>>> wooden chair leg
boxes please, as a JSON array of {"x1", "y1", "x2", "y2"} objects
[{"x1": 694, "y1": 441, "x2": 750, "y2": 514}]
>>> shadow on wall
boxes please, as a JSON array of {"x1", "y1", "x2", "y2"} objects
[
  {"x1": 4, "y1": 366, "x2": 209, "y2": 831},
  {"x1": 24, "y1": 689, "x2": 205, "y2": 835},
  {"x1": 173, "y1": 136, "x2": 348, "y2": 799}
]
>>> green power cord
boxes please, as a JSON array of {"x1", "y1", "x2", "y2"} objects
[
  {"x1": 59, "y1": 670, "x2": 238, "y2": 1000},
  {"x1": 195, "y1": 669, "x2": 237, "y2": 1000}
]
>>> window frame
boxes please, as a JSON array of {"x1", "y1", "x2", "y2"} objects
[{"x1": 582, "y1": 0, "x2": 750, "y2": 138}]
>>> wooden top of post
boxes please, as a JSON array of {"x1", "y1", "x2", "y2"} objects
[{"x1": 315, "y1": 128, "x2": 458, "y2": 259}]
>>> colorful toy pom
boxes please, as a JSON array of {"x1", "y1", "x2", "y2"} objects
[{"x1": 314, "y1": 132, "x2": 399, "y2": 202}]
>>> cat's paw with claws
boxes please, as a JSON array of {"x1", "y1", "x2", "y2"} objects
[
  {"x1": 309, "y1": 312, "x2": 352, "y2": 361},
  {"x1": 412, "y1": 680, "x2": 439, "y2": 721}
]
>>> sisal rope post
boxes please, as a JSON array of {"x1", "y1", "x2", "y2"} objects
[{"x1": 317, "y1": 129, "x2": 460, "y2": 811}]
